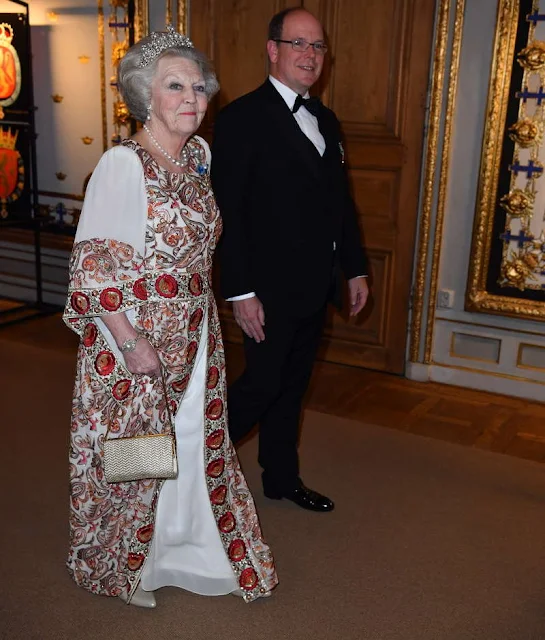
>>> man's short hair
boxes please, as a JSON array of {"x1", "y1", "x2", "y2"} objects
[{"x1": 267, "y1": 7, "x2": 300, "y2": 41}]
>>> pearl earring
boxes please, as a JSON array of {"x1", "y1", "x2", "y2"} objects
[{"x1": 146, "y1": 105, "x2": 151, "y2": 121}]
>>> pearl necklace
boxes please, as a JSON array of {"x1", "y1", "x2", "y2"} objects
[{"x1": 143, "y1": 124, "x2": 190, "y2": 169}]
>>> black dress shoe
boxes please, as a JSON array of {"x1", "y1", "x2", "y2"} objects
[{"x1": 264, "y1": 482, "x2": 335, "y2": 512}]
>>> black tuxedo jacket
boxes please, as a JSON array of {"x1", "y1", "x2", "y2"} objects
[{"x1": 211, "y1": 80, "x2": 368, "y2": 316}]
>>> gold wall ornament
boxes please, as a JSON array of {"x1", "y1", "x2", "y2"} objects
[
  {"x1": 51, "y1": 94, "x2": 63, "y2": 103},
  {"x1": 108, "y1": 0, "x2": 131, "y2": 146},
  {"x1": 177, "y1": 0, "x2": 189, "y2": 34},
  {"x1": 508, "y1": 118, "x2": 542, "y2": 147},
  {"x1": 113, "y1": 100, "x2": 130, "y2": 126},
  {"x1": 81, "y1": 136, "x2": 94, "y2": 145},
  {"x1": 133, "y1": 0, "x2": 149, "y2": 42},
  {"x1": 111, "y1": 39, "x2": 129, "y2": 67},
  {"x1": 466, "y1": 0, "x2": 545, "y2": 321},
  {"x1": 46, "y1": 12, "x2": 58, "y2": 23},
  {"x1": 517, "y1": 41, "x2": 545, "y2": 71},
  {"x1": 78, "y1": 55, "x2": 91, "y2": 64},
  {"x1": 500, "y1": 256, "x2": 537, "y2": 289},
  {"x1": 499, "y1": 189, "x2": 534, "y2": 219},
  {"x1": 56, "y1": 172, "x2": 67, "y2": 181}
]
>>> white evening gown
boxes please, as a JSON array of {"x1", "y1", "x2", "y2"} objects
[{"x1": 140, "y1": 309, "x2": 238, "y2": 595}]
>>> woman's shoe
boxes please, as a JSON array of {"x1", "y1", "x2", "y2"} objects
[{"x1": 119, "y1": 583, "x2": 157, "y2": 608}]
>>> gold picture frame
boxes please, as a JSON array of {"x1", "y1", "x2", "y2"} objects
[
  {"x1": 133, "y1": 0, "x2": 189, "y2": 40},
  {"x1": 466, "y1": 0, "x2": 545, "y2": 320}
]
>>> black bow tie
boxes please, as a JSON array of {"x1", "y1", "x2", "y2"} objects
[{"x1": 292, "y1": 94, "x2": 321, "y2": 117}]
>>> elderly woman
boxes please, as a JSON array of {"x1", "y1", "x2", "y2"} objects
[{"x1": 63, "y1": 27, "x2": 277, "y2": 608}]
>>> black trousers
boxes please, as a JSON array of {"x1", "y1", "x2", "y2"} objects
[{"x1": 227, "y1": 304, "x2": 327, "y2": 493}]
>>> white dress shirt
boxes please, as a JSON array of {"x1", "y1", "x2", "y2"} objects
[{"x1": 269, "y1": 75, "x2": 326, "y2": 156}]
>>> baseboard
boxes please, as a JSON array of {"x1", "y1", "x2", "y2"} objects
[{"x1": 405, "y1": 362, "x2": 431, "y2": 382}]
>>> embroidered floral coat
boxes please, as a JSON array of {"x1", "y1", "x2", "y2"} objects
[{"x1": 63, "y1": 137, "x2": 278, "y2": 603}]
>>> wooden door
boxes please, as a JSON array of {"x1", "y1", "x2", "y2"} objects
[{"x1": 192, "y1": 0, "x2": 436, "y2": 374}]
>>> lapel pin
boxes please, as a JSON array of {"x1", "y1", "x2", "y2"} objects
[{"x1": 339, "y1": 141, "x2": 345, "y2": 164}]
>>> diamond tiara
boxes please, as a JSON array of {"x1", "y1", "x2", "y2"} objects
[{"x1": 139, "y1": 24, "x2": 194, "y2": 67}]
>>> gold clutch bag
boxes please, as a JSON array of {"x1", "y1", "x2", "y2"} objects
[{"x1": 103, "y1": 371, "x2": 178, "y2": 483}]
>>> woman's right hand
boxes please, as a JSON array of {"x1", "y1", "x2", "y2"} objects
[{"x1": 123, "y1": 336, "x2": 162, "y2": 376}]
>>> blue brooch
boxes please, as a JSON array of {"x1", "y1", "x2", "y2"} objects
[{"x1": 196, "y1": 162, "x2": 209, "y2": 176}]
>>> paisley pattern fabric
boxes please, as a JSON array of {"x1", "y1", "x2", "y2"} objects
[{"x1": 63, "y1": 137, "x2": 277, "y2": 603}]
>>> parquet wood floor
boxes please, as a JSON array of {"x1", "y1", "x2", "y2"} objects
[
  {"x1": 225, "y1": 343, "x2": 545, "y2": 465},
  {"x1": 2, "y1": 311, "x2": 545, "y2": 464}
]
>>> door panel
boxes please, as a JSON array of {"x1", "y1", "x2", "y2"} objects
[
  {"x1": 308, "y1": 0, "x2": 435, "y2": 373},
  {"x1": 193, "y1": 0, "x2": 436, "y2": 373}
]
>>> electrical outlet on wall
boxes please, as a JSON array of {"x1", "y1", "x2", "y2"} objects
[{"x1": 437, "y1": 289, "x2": 455, "y2": 309}]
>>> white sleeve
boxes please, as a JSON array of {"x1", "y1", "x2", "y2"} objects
[
  {"x1": 64, "y1": 145, "x2": 150, "y2": 327},
  {"x1": 227, "y1": 292, "x2": 257, "y2": 301},
  {"x1": 75, "y1": 145, "x2": 147, "y2": 256}
]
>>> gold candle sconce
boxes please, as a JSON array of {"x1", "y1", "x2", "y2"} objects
[
  {"x1": 51, "y1": 94, "x2": 63, "y2": 103},
  {"x1": 56, "y1": 172, "x2": 67, "y2": 181},
  {"x1": 78, "y1": 55, "x2": 90, "y2": 64},
  {"x1": 81, "y1": 136, "x2": 94, "y2": 145}
]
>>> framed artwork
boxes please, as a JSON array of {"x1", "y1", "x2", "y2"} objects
[
  {"x1": 0, "y1": 11, "x2": 31, "y2": 221},
  {"x1": 0, "y1": 13, "x2": 30, "y2": 122},
  {"x1": 467, "y1": 0, "x2": 545, "y2": 319}
]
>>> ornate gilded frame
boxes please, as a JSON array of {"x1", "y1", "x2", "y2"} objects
[
  {"x1": 133, "y1": 0, "x2": 189, "y2": 40},
  {"x1": 466, "y1": 0, "x2": 545, "y2": 320}
]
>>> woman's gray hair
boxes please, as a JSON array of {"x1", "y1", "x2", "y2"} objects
[{"x1": 118, "y1": 36, "x2": 220, "y2": 122}]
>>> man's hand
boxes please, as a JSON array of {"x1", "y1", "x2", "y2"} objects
[
  {"x1": 348, "y1": 277, "x2": 369, "y2": 316},
  {"x1": 233, "y1": 297, "x2": 265, "y2": 342}
]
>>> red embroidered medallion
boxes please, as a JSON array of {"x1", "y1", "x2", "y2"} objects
[
  {"x1": 155, "y1": 273, "x2": 178, "y2": 298},
  {"x1": 99, "y1": 287, "x2": 122, "y2": 312},
  {"x1": 206, "y1": 366, "x2": 219, "y2": 389},
  {"x1": 171, "y1": 374, "x2": 190, "y2": 393},
  {"x1": 206, "y1": 458, "x2": 225, "y2": 478},
  {"x1": 239, "y1": 567, "x2": 258, "y2": 590},
  {"x1": 206, "y1": 398, "x2": 223, "y2": 420},
  {"x1": 205, "y1": 429, "x2": 224, "y2": 450},
  {"x1": 71, "y1": 291, "x2": 90, "y2": 315},
  {"x1": 136, "y1": 524, "x2": 154, "y2": 544},
  {"x1": 188, "y1": 273, "x2": 203, "y2": 296},
  {"x1": 189, "y1": 307, "x2": 203, "y2": 331},
  {"x1": 210, "y1": 485, "x2": 227, "y2": 505},
  {"x1": 219, "y1": 511, "x2": 235, "y2": 533},
  {"x1": 207, "y1": 333, "x2": 216, "y2": 357},
  {"x1": 186, "y1": 341, "x2": 198, "y2": 364},
  {"x1": 228, "y1": 538, "x2": 246, "y2": 562},
  {"x1": 133, "y1": 277, "x2": 148, "y2": 301},
  {"x1": 127, "y1": 553, "x2": 145, "y2": 571},
  {"x1": 112, "y1": 379, "x2": 131, "y2": 401},
  {"x1": 83, "y1": 323, "x2": 98, "y2": 348},
  {"x1": 95, "y1": 351, "x2": 115, "y2": 376}
]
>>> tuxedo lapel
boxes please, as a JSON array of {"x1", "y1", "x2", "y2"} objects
[{"x1": 259, "y1": 81, "x2": 324, "y2": 182}]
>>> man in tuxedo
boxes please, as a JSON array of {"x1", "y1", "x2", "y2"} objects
[{"x1": 211, "y1": 7, "x2": 368, "y2": 512}]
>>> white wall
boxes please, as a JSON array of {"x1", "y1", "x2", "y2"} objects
[
  {"x1": 0, "y1": 0, "x2": 125, "y2": 305},
  {"x1": 409, "y1": 0, "x2": 545, "y2": 403}
]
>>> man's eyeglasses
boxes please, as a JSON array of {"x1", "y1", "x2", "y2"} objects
[{"x1": 274, "y1": 38, "x2": 328, "y2": 54}]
